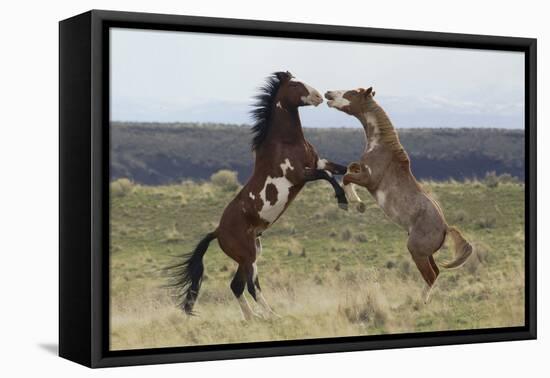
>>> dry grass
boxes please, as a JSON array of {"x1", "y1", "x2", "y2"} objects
[
  {"x1": 111, "y1": 256, "x2": 524, "y2": 350},
  {"x1": 110, "y1": 179, "x2": 525, "y2": 350}
]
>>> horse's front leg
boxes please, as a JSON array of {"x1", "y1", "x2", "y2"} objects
[
  {"x1": 304, "y1": 168, "x2": 348, "y2": 210},
  {"x1": 316, "y1": 159, "x2": 348, "y2": 175},
  {"x1": 316, "y1": 159, "x2": 366, "y2": 212},
  {"x1": 342, "y1": 162, "x2": 368, "y2": 213}
]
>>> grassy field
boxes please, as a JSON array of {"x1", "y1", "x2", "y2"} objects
[{"x1": 109, "y1": 176, "x2": 525, "y2": 351}]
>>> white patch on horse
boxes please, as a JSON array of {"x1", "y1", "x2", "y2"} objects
[
  {"x1": 364, "y1": 164, "x2": 372, "y2": 175},
  {"x1": 326, "y1": 90, "x2": 350, "y2": 109},
  {"x1": 249, "y1": 192, "x2": 255, "y2": 200},
  {"x1": 317, "y1": 157, "x2": 334, "y2": 177},
  {"x1": 255, "y1": 238, "x2": 262, "y2": 256},
  {"x1": 300, "y1": 82, "x2": 323, "y2": 106},
  {"x1": 280, "y1": 159, "x2": 293, "y2": 173},
  {"x1": 366, "y1": 113, "x2": 380, "y2": 152},
  {"x1": 258, "y1": 158, "x2": 295, "y2": 223},
  {"x1": 376, "y1": 189, "x2": 386, "y2": 208},
  {"x1": 252, "y1": 263, "x2": 258, "y2": 282},
  {"x1": 276, "y1": 101, "x2": 283, "y2": 109}
]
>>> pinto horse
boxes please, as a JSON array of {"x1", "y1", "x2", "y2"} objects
[
  {"x1": 325, "y1": 87, "x2": 473, "y2": 303},
  {"x1": 169, "y1": 72, "x2": 348, "y2": 319}
]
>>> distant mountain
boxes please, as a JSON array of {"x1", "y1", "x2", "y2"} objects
[
  {"x1": 112, "y1": 96, "x2": 524, "y2": 129},
  {"x1": 110, "y1": 122, "x2": 525, "y2": 185}
]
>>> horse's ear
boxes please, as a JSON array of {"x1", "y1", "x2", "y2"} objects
[
  {"x1": 275, "y1": 71, "x2": 292, "y2": 82},
  {"x1": 372, "y1": 91, "x2": 376, "y2": 97},
  {"x1": 364, "y1": 87, "x2": 373, "y2": 97}
]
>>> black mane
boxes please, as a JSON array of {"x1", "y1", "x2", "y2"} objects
[{"x1": 250, "y1": 72, "x2": 284, "y2": 151}]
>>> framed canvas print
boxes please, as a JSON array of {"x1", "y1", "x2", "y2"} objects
[{"x1": 59, "y1": 10, "x2": 537, "y2": 368}]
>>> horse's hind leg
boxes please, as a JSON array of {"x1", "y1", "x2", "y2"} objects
[
  {"x1": 243, "y1": 238, "x2": 280, "y2": 318},
  {"x1": 251, "y1": 266, "x2": 280, "y2": 318},
  {"x1": 220, "y1": 229, "x2": 262, "y2": 320},
  {"x1": 429, "y1": 255, "x2": 440, "y2": 277},
  {"x1": 230, "y1": 265, "x2": 261, "y2": 321},
  {"x1": 410, "y1": 253, "x2": 439, "y2": 304}
]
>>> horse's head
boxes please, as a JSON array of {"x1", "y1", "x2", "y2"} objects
[
  {"x1": 275, "y1": 71, "x2": 323, "y2": 109},
  {"x1": 325, "y1": 87, "x2": 376, "y2": 116}
]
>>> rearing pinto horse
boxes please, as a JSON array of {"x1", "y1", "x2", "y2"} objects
[
  {"x1": 169, "y1": 72, "x2": 348, "y2": 319},
  {"x1": 325, "y1": 87, "x2": 473, "y2": 302}
]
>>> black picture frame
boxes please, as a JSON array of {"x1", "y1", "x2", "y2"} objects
[{"x1": 59, "y1": 9, "x2": 537, "y2": 368}]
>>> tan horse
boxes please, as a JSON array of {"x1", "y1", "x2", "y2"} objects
[{"x1": 325, "y1": 87, "x2": 473, "y2": 302}]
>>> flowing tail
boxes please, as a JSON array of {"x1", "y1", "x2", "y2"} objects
[
  {"x1": 165, "y1": 231, "x2": 217, "y2": 315},
  {"x1": 441, "y1": 226, "x2": 473, "y2": 269}
]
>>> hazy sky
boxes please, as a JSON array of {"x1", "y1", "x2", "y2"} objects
[{"x1": 110, "y1": 28, "x2": 525, "y2": 129}]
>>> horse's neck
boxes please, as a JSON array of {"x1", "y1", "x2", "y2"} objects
[{"x1": 265, "y1": 106, "x2": 305, "y2": 145}]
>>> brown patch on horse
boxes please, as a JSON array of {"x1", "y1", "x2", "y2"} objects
[{"x1": 265, "y1": 183, "x2": 278, "y2": 205}]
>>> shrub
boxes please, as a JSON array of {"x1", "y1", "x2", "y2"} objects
[
  {"x1": 210, "y1": 170, "x2": 240, "y2": 191},
  {"x1": 178, "y1": 193, "x2": 188, "y2": 207},
  {"x1": 399, "y1": 260, "x2": 411, "y2": 276},
  {"x1": 473, "y1": 242, "x2": 491, "y2": 264},
  {"x1": 163, "y1": 225, "x2": 184, "y2": 243},
  {"x1": 355, "y1": 233, "x2": 368, "y2": 243},
  {"x1": 475, "y1": 216, "x2": 496, "y2": 229},
  {"x1": 110, "y1": 244, "x2": 122, "y2": 254},
  {"x1": 453, "y1": 209, "x2": 468, "y2": 223},
  {"x1": 111, "y1": 178, "x2": 134, "y2": 197},
  {"x1": 319, "y1": 207, "x2": 341, "y2": 221},
  {"x1": 339, "y1": 291, "x2": 389, "y2": 328},
  {"x1": 484, "y1": 171, "x2": 499, "y2": 188},
  {"x1": 341, "y1": 228, "x2": 352, "y2": 241},
  {"x1": 497, "y1": 173, "x2": 520, "y2": 184},
  {"x1": 484, "y1": 171, "x2": 520, "y2": 188}
]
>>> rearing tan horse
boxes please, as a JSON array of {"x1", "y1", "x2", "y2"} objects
[{"x1": 325, "y1": 87, "x2": 473, "y2": 302}]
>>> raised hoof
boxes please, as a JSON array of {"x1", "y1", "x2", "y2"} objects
[{"x1": 356, "y1": 202, "x2": 366, "y2": 213}]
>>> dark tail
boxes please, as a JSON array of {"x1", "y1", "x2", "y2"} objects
[
  {"x1": 165, "y1": 231, "x2": 217, "y2": 315},
  {"x1": 441, "y1": 226, "x2": 473, "y2": 269}
]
